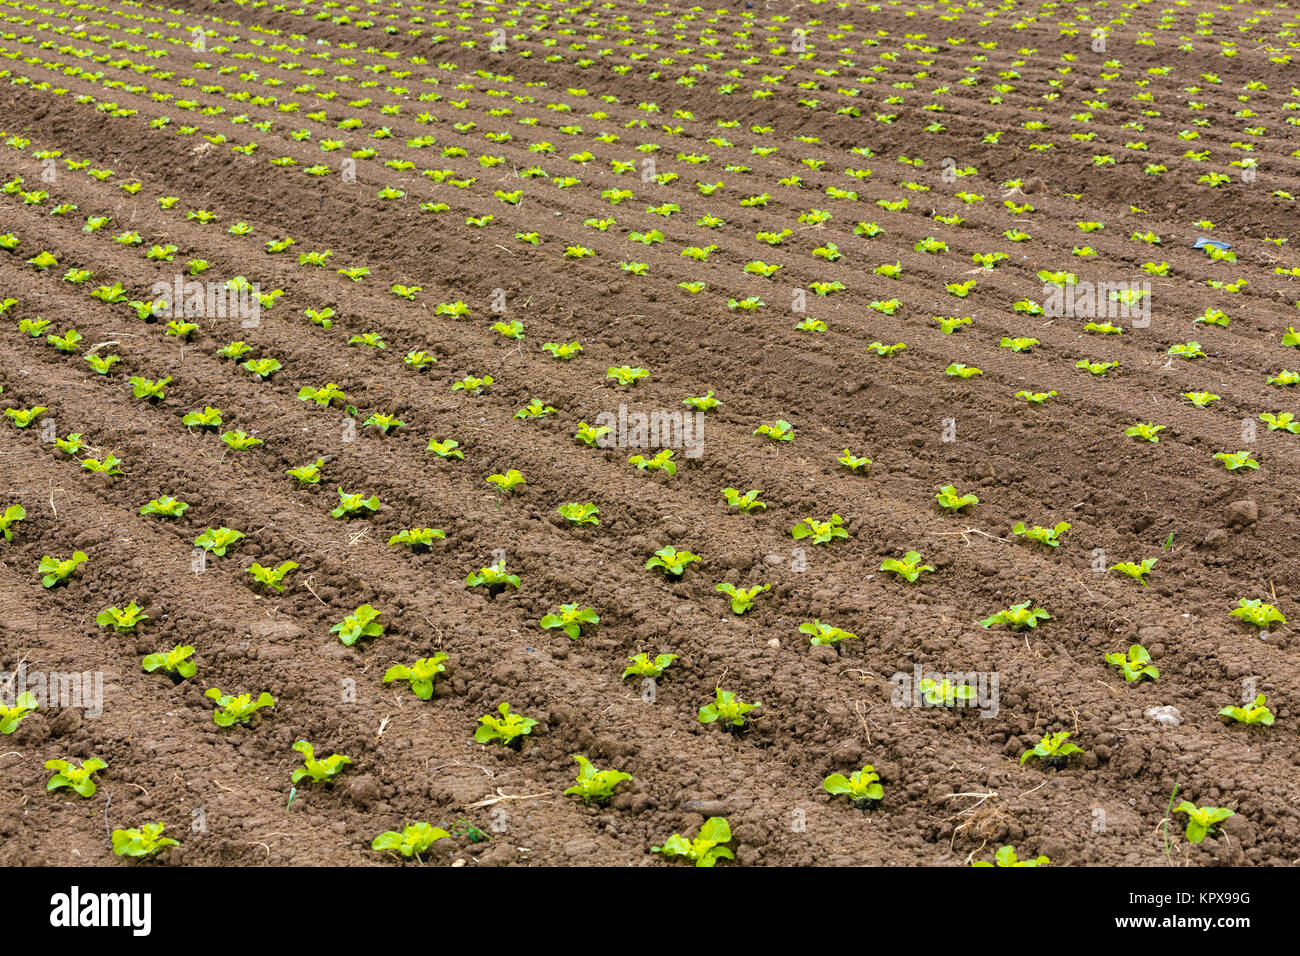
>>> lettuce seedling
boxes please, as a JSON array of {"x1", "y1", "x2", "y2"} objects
[
  {"x1": 722, "y1": 488, "x2": 765, "y2": 512},
  {"x1": 1126, "y1": 422, "x2": 1165, "y2": 442},
  {"x1": 607, "y1": 366, "x2": 649, "y2": 386},
  {"x1": 935, "y1": 485, "x2": 978, "y2": 511},
  {"x1": 46, "y1": 757, "x2": 107, "y2": 798},
  {"x1": 1077, "y1": 360, "x2": 1118, "y2": 376},
  {"x1": 298, "y1": 383, "x2": 346, "y2": 406},
  {"x1": 332, "y1": 488, "x2": 381, "y2": 518},
  {"x1": 54, "y1": 434, "x2": 85, "y2": 455},
  {"x1": 85, "y1": 354, "x2": 120, "y2": 375},
  {"x1": 1259, "y1": 412, "x2": 1300, "y2": 434},
  {"x1": 921, "y1": 679, "x2": 978, "y2": 708},
  {"x1": 194, "y1": 527, "x2": 244, "y2": 556},
  {"x1": 291, "y1": 740, "x2": 352, "y2": 784},
  {"x1": 945, "y1": 363, "x2": 982, "y2": 379},
  {"x1": 980, "y1": 601, "x2": 1051, "y2": 631},
  {"x1": 0, "y1": 504, "x2": 26, "y2": 541},
  {"x1": 112, "y1": 823, "x2": 179, "y2": 858},
  {"x1": 652, "y1": 817, "x2": 733, "y2": 867},
  {"x1": 683, "y1": 391, "x2": 722, "y2": 412},
  {"x1": 388, "y1": 528, "x2": 446, "y2": 550},
  {"x1": 972, "y1": 846, "x2": 1049, "y2": 867},
  {"x1": 39, "y1": 551, "x2": 87, "y2": 588},
  {"x1": 331, "y1": 605, "x2": 385, "y2": 646},
  {"x1": 383, "y1": 654, "x2": 449, "y2": 700},
  {"x1": 0, "y1": 692, "x2": 37, "y2": 734},
  {"x1": 372, "y1": 823, "x2": 450, "y2": 858},
  {"x1": 1110, "y1": 557, "x2": 1156, "y2": 585},
  {"x1": 716, "y1": 583, "x2": 769, "y2": 615},
  {"x1": 629, "y1": 449, "x2": 676, "y2": 475},
  {"x1": 1183, "y1": 391, "x2": 1220, "y2": 407},
  {"x1": 205, "y1": 688, "x2": 275, "y2": 726},
  {"x1": 475, "y1": 702, "x2": 538, "y2": 746},
  {"x1": 799, "y1": 619, "x2": 858, "y2": 646},
  {"x1": 646, "y1": 546, "x2": 701, "y2": 578},
  {"x1": 754, "y1": 419, "x2": 794, "y2": 442},
  {"x1": 838, "y1": 449, "x2": 871, "y2": 471},
  {"x1": 791, "y1": 514, "x2": 848, "y2": 544},
  {"x1": 5, "y1": 406, "x2": 47, "y2": 428},
  {"x1": 1106, "y1": 644, "x2": 1159, "y2": 682},
  {"x1": 129, "y1": 376, "x2": 171, "y2": 400},
  {"x1": 247, "y1": 561, "x2": 298, "y2": 593},
  {"x1": 81, "y1": 454, "x2": 124, "y2": 476},
  {"x1": 1218, "y1": 693, "x2": 1273, "y2": 726},
  {"x1": 623, "y1": 653, "x2": 677, "y2": 680},
  {"x1": 466, "y1": 560, "x2": 522, "y2": 592},
  {"x1": 142, "y1": 644, "x2": 196, "y2": 679},
  {"x1": 565, "y1": 754, "x2": 632, "y2": 805},
  {"x1": 486, "y1": 469, "x2": 526, "y2": 492},
  {"x1": 1229, "y1": 599, "x2": 1285, "y2": 629},
  {"x1": 1173, "y1": 803, "x2": 1234, "y2": 844},
  {"x1": 880, "y1": 551, "x2": 933, "y2": 583},
  {"x1": 698, "y1": 688, "x2": 760, "y2": 727},
  {"x1": 540, "y1": 604, "x2": 600, "y2": 640},
  {"x1": 1020, "y1": 731, "x2": 1083, "y2": 768},
  {"x1": 823, "y1": 766, "x2": 883, "y2": 808},
  {"x1": 287, "y1": 460, "x2": 325, "y2": 484},
  {"x1": 557, "y1": 503, "x2": 600, "y2": 526},
  {"x1": 428, "y1": 439, "x2": 464, "y2": 460},
  {"x1": 1011, "y1": 521, "x2": 1070, "y2": 547},
  {"x1": 1213, "y1": 450, "x2": 1259, "y2": 471},
  {"x1": 1016, "y1": 390, "x2": 1057, "y2": 404},
  {"x1": 96, "y1": 601, "x2": 149, "y2": 632},
  {"x1": 543, "y1": 341, "x2": 583, "y2": 360}
]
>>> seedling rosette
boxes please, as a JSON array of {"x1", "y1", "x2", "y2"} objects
[
  {"x1": 698, "y1": 688, "x2": 759, "y2": 727},
  {"x1": 194, "y1": 527, "x2": 244, "y2": 557},
  {"x1": 0, "y1": 692, "x2": 37, "y2": 734},
  {"x1": 96, "y1": 601, "x2": 149, "y2": 632},
  {"x1": 880, "y1": 551, "x2": 933, "y2": 583},
  {"x1": 799, "y1": 619, "x2": 858, "y2": 647},
  {"x1": 652, "y1": 817, "x2": 733, "y2": 867},
  {"x1": 372, "y1": 822, "x2": 449, "y2": 859},
  {"x1": 716, "y1": 583, "x2": 769, "y2": 615},
  {"x1": 466, "y1": 561, "x2": 521, "y2": 592},
  {"x1": 1020, "y1": 731, "x2": 1083, "y2": 768},
  {"x1": 205, "y1": 688, "x2": 275, "y2": 727},
  {"x1": 39, "y1": 551, "x2": 87, "y2": 588},
  {"x1": 475, "y1": 702, "x2": 538, "y2": 746},
  {"x1": 291, "y1": 740, "x2": 352, "y2": 784},
  {"x1": 388, "y1": 529, "x2": 446, "y2": 551},
  {"x1": 980, "y1": 601, "x2": 1051, "y2": 631},
  {"x1": 1110, "y1": 557, "x2": 1156, "y2": 586},
  {"x1": 791, "y1": 514, "x2": 848, "y2": 544},
  {"x1": 623, "y1": 653, "x2": 678, "y2": 680},
  {"x1": 935, "y1": 485, "x2": 978, "y2": 512},
  {"x1": 46, "y1": 757, "x2": 107, "y2": 798},
  {"x1": 332, "y1": 487, "x2": 381, "y2": 518},
  {"x1": 383, "y1": 655, "x2": 449, "y2": 700},
  {"x1": 540, "y1": 604, "x2": 600, "y2": 640},
  {"x1": 0, "y1": 504, "x2": 27, "y2": 541},
  {"x1": 1011, "y1": 521, "x2": 1070, "y2": 548},
  {"x1": 331, "y1": 605, "x2": 385, "y2": 646},
  {"x1": 1218, "y1": 693, "x2": 1274, "y2": 727},
  {"x1": 1106, "y1": 644, "x2": 1159, "y2": 682},
  {"x1": 1173, "y1": 803, "x2": 1234, "y2": 844},
  {"x1": 142, "y1": 645, "x2": 196, "y2": 680},
  {"x1": 972, "y1": 846, "x2": 1049, "y2": 867},
  {"x1": 1229, "y1": 599, "x2": 1285, "y2": 629},
  {"x1": 564, "y1": 754, "x2": 632, "y2": 805},
  {"x1": 823, "y1": 766, "x2": 883, "y2": 808},
  {"x1": 646, "y1": 546, "x2": 701, "y2": 578},
  {"x1": 247, "y1": 561, "x2": 298, "y2": 593},
  {"x1": 722, "y1": 488, "x2": 765, "y2": 512},
  {"x1": 112, "y1": 823, "x2": 178, "y2": 858}
]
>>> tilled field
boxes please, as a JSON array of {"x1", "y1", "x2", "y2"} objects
[{"x1": 1, "y1": 0, "x2": 1298, "y2": 867}]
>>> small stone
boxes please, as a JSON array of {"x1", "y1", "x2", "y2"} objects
[
  {"x1": 1145, "y1": 705, "x2": 1183, "y2": 726},
  {"x1": 1226, "y1": 500, "x2": 1258, "y2": 528}
]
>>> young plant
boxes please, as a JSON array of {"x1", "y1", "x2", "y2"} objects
[
  {"x1": 194, "y1": 527, "x2": 244, "y2": 557},
  {"x1": 291, "y1": 740, "x2": 352, "y2": 784},
  {"x1": 1126, "y1": 422, "x2": 1166, "y2": 442},
  {"x1": 247, "y1": 561, "x2": 298, "y2": 593},
  {"x1": 683, "y1": 391, "x2": 721, "y2": 412},
  {"x1": 721, "y1": 488, "x2": 765, "y2": 512},
  {"x1": 383, "y1": 654, "x2": 449, "y2": 700},
  {"x1": 112, "y1": 823, "x2": 179, "y2": 858},
  {"x1": 5, "y1": 406, "x2": 47, "y2": 428},
  {"x1": 1229, "y1": 599, "x2": 1285, "y2": 629},
  {"x1": 205, "y1": 688, "x2": 275, "y2": 726},
  {"x1": 45, "y1": 757, "x2": 108, "y2": 798},
  {"x1": 371, "y1": 823, "x2": 450, "y2": 858},
  {"x1": 628, "y1": 450, "x2": 676, "y2": 475},
  {"x1": 332, "y1": 487, "x2": 381, "y2": 518},
  {"x1": 564, "y1": 754, "x2": 632, "y2": 805},
  {"x1": 1020, "y1": 731, "x2": 1083, "y2": 768},
  {"x1": 838, "y1": 449, "x2": 871, "y2": 471},
  {"x1": 1173, "y1": 803, "x2": 1235, "y2": 844},
  {"x1": 935, "y1": 485, "x2": 978, "y2": 511},
  {"x1": 799, "y1": 619, "x2": 858, "y2": 647},
  {"x1": 606, "y1": 366, "x2": 649, "y2": 386},
  {"x1": 1218, "y1": 694, "x2": 1274, "y2": 727},
  {"x1": 388, "y1": 528, "x2": 446, "y2": 550},
  {"x1": 331, "y1": 605, "x2": 385, "y2": 646},
  {"x1": 1110, "y1": 557, "x2": 1156, "y2": 585},
  {"x1": 1011, "y1": 521, "x2": 1070, "y2": 547},
  {"x1": 486, "y1": 469, "x2": 527, "y2": 492},
  {"x1": 921, "y1": 679, "x2": 978, "y2": 708},
  {"x1": 363, "y1": 413, "x2": 405, "y2": 435},
  {"x1": 0, "y1": 504, "x2": 26, "y2": 541},
  {"x1": 475, "y1": 702, "x2": 538, "y2": 746},
  {"x1": 716, "y1": 582, "x2": 769, "y2": 614},
  {"x1": 880, "y1": 551, "x2": 933, "y2": 583},
  {"x1": 1213, "y1": 450, "x2": 1259, "y2": 471},
  {"x1": 652, "y1": 817, "x2": 734, "y2": 867},
  {"x1": 428, "y1": 439, "x2": 464, "y2": 460},
  {"x1": 972, "y1": 846, "x2": 1049, "y2": 867},
  {"x1": 698, "y1": 688, "x2": 760, "y2": 727},
  {"x1": 540, "y1": 604, "x2": 600, "y2": 640},
  {"x1": 646, "y1": 546, "x2": 701, "y2": 578},
  {"x1": 466, "y1": 560, "x2": 522, "y2": 591},
  {"x1": 791, "y1": 514, "x2": 848, "y2": 545},
  {"x1": 39, "y1": 551, "x2": 87, "y2": 588},
  {"x1": 96, "y1": 601, "x2": 149, "y2": 632},
  {"x1": 1015, "y1": 390, "x2": 1056, "y2": 404},
  {"x1": 142, "y1": 644, "x2": 196, "y2": 679},
  {"x1": 1106, "y1": 644, "x2": 1159, "y2": 682},
  {"x1": 980, "y1": 601, "x2": 1051, "y2": 631},
  {"x1": 823, "y1": 766, "x2": 883, "y2": 808},
  {"x1": 754, "y1": 419, "x2": 794, "y2": 442},
  {"x1": 623, "y1": 653, "x2": 678, "y2": 680},
  {"x1": 0, "y1": 692, "x2": 37, "y2": 734},
  {"x1": 286, "y1": 460, "x2": 325, "y2": 484}
]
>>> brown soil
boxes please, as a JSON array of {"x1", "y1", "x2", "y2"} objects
[{"x1": 0, "y1": 0, "x2": 1297, "y2": 867}]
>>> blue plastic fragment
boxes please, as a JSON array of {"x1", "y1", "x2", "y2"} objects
[{"x1": 1192, "y1": 236, "x2": 1232, "y2": 251}]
